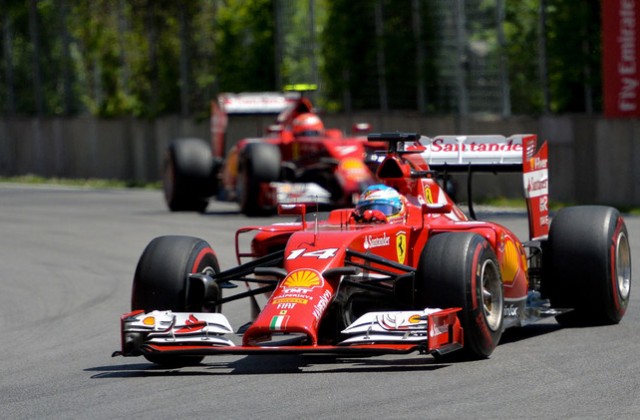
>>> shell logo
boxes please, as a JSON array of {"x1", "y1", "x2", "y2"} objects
[
  {"x1": 501, "y1": 239, "x2": 521, "y2": 284},
  {"x1": 409, "y1": 314, "x2": 422, "y2": 324},
  {"x1": 227, "y1": 152, "x2": 238, "y2": 177},
  {"x1": 282, "y1": 269, "x2": 322, "y2": 288},
  {"x1": 292, "y1": 142, "x2": 300, "y2": 159},
  {"x1": 340, "y1": 158, "x2": 369, "y2": 181},
  {"x1": 341, "y1": 157, "x2": 364, "y2": 170}
]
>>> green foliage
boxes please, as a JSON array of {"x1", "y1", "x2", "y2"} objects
[
  {"x1": 382, "y1": 4, "x2": 418, "y2": 110},
  {"x1": 215, "y1": 0, "x2": 275, "y2": 93},
  {"x1": 504, "y1": 0, "x2": 602, "y2": 114},
  {"x1": 545, "y1": 0, "x2": 601, "y2": 112},
  {"x1": 504, "y1": 0, "x2": 544, "y2": 114},
  {"x1": 0, "y1": 0, "x2": 606, "y2": 117},
  {"x1": 321, "y1": 1, "x2": 379, "y2": 110}
]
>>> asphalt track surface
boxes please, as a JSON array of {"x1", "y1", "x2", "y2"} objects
[{"x1": 1, "y1": 184, "x2": 639, "y2": 419}]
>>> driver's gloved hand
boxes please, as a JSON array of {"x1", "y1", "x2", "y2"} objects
[{"x1": 353, "y1": 209, "x2": 388, "y2": 223}]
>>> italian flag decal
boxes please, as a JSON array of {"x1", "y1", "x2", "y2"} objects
[{"x1": 270, "y1": 315, "x2": 290, "y2": 330}]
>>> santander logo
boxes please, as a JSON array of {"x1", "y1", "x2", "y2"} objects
[
  {"x1": 364, "y1": 233, "x2": 391, "y2": 249},
  {"x1": 430, "y1": 138, "x2": 522, "y2": 152},
  {"x1": 524, "y1": 170, "x2": 548, "y2": 198}
]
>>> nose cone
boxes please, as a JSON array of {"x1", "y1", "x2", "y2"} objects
[{"x1": 242, "y1": 268, "x2": 335, "y2": 346}]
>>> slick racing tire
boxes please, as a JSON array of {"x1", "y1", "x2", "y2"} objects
[
  {"x1": 132, "y1": 235, "x2": 221, "y2": 366},
  {"x1": 237, "y1": 142, "x2": 281, "y2": 216},
  {"x1": 416, "y1": 232, "x2": 504, "y2": 359},
  {"x1": 542, "y1": 206, "x2": 631, "y2": 326},
  {"x1": 163, "y1": 138, "x2": 215, "y2": 213}
]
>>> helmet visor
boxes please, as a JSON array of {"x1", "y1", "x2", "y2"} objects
[{"x1": 357, "y1": 202, "x2": 401, "y2": 217}]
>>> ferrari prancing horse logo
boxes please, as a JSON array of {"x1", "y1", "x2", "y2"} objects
[
  {"x1": 396, "y1": 231, "x2": 407, "y2": 264},
  {"x1": 424, "y1": 187, "x2": 434, "y2": 204}
]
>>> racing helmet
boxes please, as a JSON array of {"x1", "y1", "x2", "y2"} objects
[
  {"x1": 292, "y1": 113, "x2": 324, "y2": 137},
  {"x1": 356, "y1": 184, "x2": 406, "y2": 223}
]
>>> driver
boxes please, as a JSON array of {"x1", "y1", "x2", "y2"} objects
[
  {"x1": 292, "y1": 113, "x2": 324, "y2": 137},
  {"x1": 354, "y1": 184, "x2": 407, "y2": 224}
]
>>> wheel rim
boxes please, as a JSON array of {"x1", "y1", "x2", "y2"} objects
[
  {"x1": 481, "y1": 259, "x2": 503, "y2": 332},
  {"x1": 616, "y1": 232, "x2": 631, "y2": 301}
]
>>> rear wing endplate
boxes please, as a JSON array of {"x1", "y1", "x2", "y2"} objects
[
  {"x1": 521, "y1": 135, "x2": 549, "y2": 240},
  {"x1": 419, "y1": 134, "x2": 549, "y2": 240}
]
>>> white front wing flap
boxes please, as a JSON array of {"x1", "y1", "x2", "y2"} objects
[
  {"x1": 271, "y1": 182, "x2": 332, "y2": 204},
  {"x1": 122, "y1": 311, "x2": 235, "y2": 347},
  {"x1": 340, "y1": 308, "x2": 449, "y2": 344}
]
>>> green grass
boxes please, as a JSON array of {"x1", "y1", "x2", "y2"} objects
[
  {"x1": 477, "y1": 196, "x2": 640, "y2": 215},
  {"x1": 478, "y1": 197, "x2": 566, "y2": 211},
  {"x1": 475, "y1": 196, "x2": 526, "y2": 209},
  {"x1": 0, "y1": 175, "x2": 161, "y2": 190}
]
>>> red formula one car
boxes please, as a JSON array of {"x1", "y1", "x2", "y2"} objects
[
  {"x1": 116, "y1": 132, "x2": 631, "y2": 365},
  {"x1": 163, "y1": 92, "x2": 383, "y2": 215}
]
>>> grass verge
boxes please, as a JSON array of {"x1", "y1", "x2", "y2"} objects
[{"x1": 0, "y1": 175, "x2": 161, "y2": 190}]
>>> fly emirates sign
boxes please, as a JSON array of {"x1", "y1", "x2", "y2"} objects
[{"x1": 603, "y1": 0, "x2": 640, "y2": 117}]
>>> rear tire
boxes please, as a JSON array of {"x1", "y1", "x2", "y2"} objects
[
  {"x1": 132, "y1": 235, "x2": 220, "y2": 366},
  {"x1": 542, "y1": 206, "x2": 631, "y2": 326},
  {"x1": 237, "y1": 142, "x2": 281, "y2": 216},
  {"x1": 416, "y1": 232, "x2": 504, "y2": 359},
  {"x1": 163, "y1": 138, "x2": 215, "y2": 212}
]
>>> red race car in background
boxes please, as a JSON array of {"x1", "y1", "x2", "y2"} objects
[
  {"x1": 163, "y1": 92, "x2": 384, "y2": 215},
  {"x1": 117, "y1": 132, "x2": 631, "y2": 366}
]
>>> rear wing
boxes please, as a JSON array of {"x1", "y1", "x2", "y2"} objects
[
  {"x1": 419, "y1": 135, "x2": 525, "y2": 171},
  {"x1": 210, "y1": 92, "x2": 301, "y2": 158},
  {"x1": 418, "y1": 134, "x2": 549, "y2": 240}
]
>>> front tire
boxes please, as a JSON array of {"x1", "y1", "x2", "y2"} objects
[
  {"x1": 542, "y1": 206, "x2": 631, "y2": 326},
  {"x1": 416, "y1": 232, "x2": 504, "y2": 359},
  {"x1": 132, "y1": 235, "x2": 220, "y2": 366}
]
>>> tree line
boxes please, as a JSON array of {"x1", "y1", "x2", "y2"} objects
[{"x1": 0, "y1": 0, "x2": 602, "y2": 118}]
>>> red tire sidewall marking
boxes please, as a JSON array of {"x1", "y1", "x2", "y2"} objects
[
  {"x1": 472, "y1": 241, "x2": 494, "y2": 351},
  {"x1": 609, "y1": 218, "x2": 626, "y2": 316},
  {"x1": 191, "y1": 246, "x2": 216, "y2": 272},
  {"x1": 470, "y1": 243, "x2": 481, "y2": 311}
]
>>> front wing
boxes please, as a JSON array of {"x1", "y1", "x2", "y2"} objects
[
  {"x1": 114, "y1": 308, "x2": 463, "y2": 358},
  {"x1": 269, "y1": 182, "x2": 333, "y2": 205}
]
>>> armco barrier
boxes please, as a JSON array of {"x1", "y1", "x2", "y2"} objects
[{"x1": 0, "y1": 114, "x2": 638, "y2": 207}]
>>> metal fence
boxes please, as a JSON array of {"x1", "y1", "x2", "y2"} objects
[{"x1": 274, "y1": 0, "x2": 517, "y2": 115}]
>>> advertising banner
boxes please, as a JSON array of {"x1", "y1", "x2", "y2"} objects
[{"x1": 602, "y1": 0, "x2": 640, "y2": 117}]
